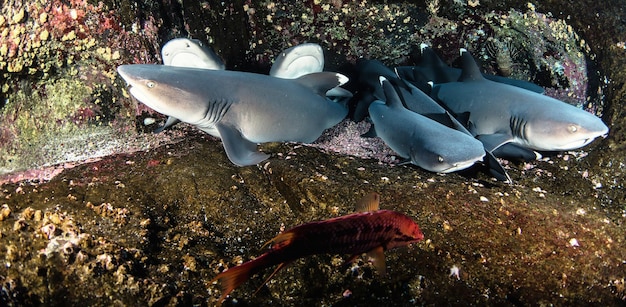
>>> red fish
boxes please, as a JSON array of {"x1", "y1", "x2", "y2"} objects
[{"x1": 210, "y1": 192, "x2": 424, "y2": 302}]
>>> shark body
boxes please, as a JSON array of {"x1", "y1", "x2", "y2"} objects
[
  {"x1": 118, "y1": 64, "x2": 348, "y2": 166},
  {"x1": 368, "y1": 77, "x2": 486, "y2": 173},
  {"x1": 432, "y1": 50, "x2": 609, "y2": 152}
]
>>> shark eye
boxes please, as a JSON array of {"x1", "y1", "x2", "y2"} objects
[
  {"x1": 437, "y1": 156, "x2": 444, "y2": 163},
  {"x1": 568, "y1": 125, "x2": 578, "y2": 133},
  {"x1": 146, "y1": 81, "x2": 156, "y2": 88}
]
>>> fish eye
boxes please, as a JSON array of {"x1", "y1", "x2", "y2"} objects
[
  {"x1": 437, "y1": 156, "x2": 444, "y2": 163},
  {"x1": 146, "y1": 81, "x2": 156, "y2": 88},
  {"x1": 568, "y1": 125, "x2": 578, "y2": 133}
]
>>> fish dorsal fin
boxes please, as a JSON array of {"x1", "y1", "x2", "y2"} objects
[
  {"x1": 295, "y1": 72, "x2": 349, "y2": 96},
  {"x1": 458, "y1": 49, "x2": 485, "y2": 82},
  {"x1": 356, "y1": 192, "x2": 380, "y2": 212},
  {"x1": 379, "y1": 77, "x2": 403, "y2": 108}
]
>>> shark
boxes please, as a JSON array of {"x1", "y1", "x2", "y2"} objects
[
  {"x1": 161, "y1": 37, "x2": 225, "y2": 70},
  {"x1": 269, "y1": 43, "x2": 324, "y2": 79},
  {"x1": 355, "y1": 59, "x2": 510, "y2": 181},
  {"x1": 118, "y1": 64, "x2": 348, "y2": 166},
  {"x1": 431, "y1": 49, "x2": 609, "y2": 153},
  {"x1": 269, "y1": 43, "x2": 353, "y2": 99},
  {"x1": 367, "y1": 77, "x2": 486, "y2": 173},
  {"x1": 395, "y1": 44, "x2": 545, "y2": 95}
]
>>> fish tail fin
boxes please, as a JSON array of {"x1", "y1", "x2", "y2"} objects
[{"x1": 211, "y1": 254, "x2": 270, "y2": 303}]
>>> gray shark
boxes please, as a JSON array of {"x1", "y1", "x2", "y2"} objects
[
  {"x1": 395, "y1": 44, "x2": 545, "y2": 94},
  {"x1": 355, "y1": 59, "x2": 510, "y2": 181},
  {"x1": 270, "y1": 43, "x2": 352, "y2": 99},
  {"x1": 118, "y1": 64, "x2": 348, "y2": 166},
  {"x1": 161, "y1": 38, "x2": 225, "y2": 70},
  {"x1": 368, "y1": 77, "x2": 486, "y2": 173},
  {"x1": 432, "y1": 49, "x2": 609, "y2": 152},
  {"x1": 270, "y1": 43, "x2": 324, "y2": 79}
]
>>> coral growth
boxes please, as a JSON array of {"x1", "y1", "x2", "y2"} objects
[{"x1": 0, "y1": 0, "x2": 161, "y2": 174}]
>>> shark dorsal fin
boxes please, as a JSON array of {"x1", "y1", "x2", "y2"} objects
[
  {"x1": 356, "y1": 192, "x2": 380, "y2": 212},
  {"x1": 420, "y1": 44, "x2": 447, "y2": 68},
  {"x1": 295, "y1": 72, "x2": 348, "y2": 96},
  {"x1": 458, "y1": 49, "x2": 485, "y2": 82},
  {"x1": 379, "y1": 77, "x2": 403, "y2": 108}
]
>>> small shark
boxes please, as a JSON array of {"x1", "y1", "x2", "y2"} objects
[
  {"x1": 269, "y1": 43, "x2": 353, "y2": 99},
  {"x1": 354, "y1": 60, "x2": 509, "y2": 180},
  {"x1": 269, "y1": 43, "x2": 324, "y2": 79},
  {"x1": 368, "y1": 77, "x2": 486, "y2": 173},
  {"x1": 161, "y1": 38, "x2": 225, "y2": 70},
  {"x1": 118, "y1": 64, "x2": 348, "y2": 166},
  {"x1": 431, "y1": 49, "x2": 609, "y2": 152}
]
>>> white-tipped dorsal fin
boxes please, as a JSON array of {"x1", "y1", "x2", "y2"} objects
[
  {"x1": 380, "y1": 77, "x2": 403, "y2": 108},
  {"x1": 458, "y1": 49, "x2": 485, "y2": 82}
]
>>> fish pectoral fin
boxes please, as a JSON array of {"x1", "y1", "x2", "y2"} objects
[
  {"x1": 477, "y1": 133, "x2": 513, "y2": 152},
  {"x1": 355, "y1": 192, "x2": 380, "y2": 212},
  {"x1": 153, "y1": 116, "x2": 180, "y2": 133},
  {"x1": 366, "y1": 246, "x2": 387, "y2": 277},
  {"x1": 295, "y1": 72, "x2": 349, "y2": 97},
  {"x1": 262, "y1": 231, "x2": 296, "y2": 250},
  {"x1": 216, "y1": 123, "x2": 270, "y2": 166}
]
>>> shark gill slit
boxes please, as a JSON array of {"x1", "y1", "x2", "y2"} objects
[
  {"x1": 205, "y1": 98, "x2": 232, "y2": 123},
  {"x1": 510, "y1": 115, "x2": 527, "y2": 141}
]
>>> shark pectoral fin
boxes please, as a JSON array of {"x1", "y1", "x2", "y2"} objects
[
  {"x1": 361, "y1": 125, "x2": 378, "y2": 138},
  {"x1": 493, "y1": 143, "x2": 542, "y2": 161},
  {"x1": 216, "y1": 123, "x2": 269, "y2": 166},
  {"x1": 477, "y1": 134, "x2": 513, "y2": 152},
  {"x1": 295, "y1": 72, "x2": 349, "y2": 96},
  {"x1": 397, "y1": 158, "x2": 412, "y2": 166},
  {"x1": 484, "y1": 150, "x2": 512, "y2": 183},
  {"x1": 367, "y1": 246, "x2": 387, "y2": 277},
  {"x1": 326, "y1": 86, "x2": 353, "y2": 98},
  {"x1": 153, "y1": 116, "x2": 180, "y2": 133}
]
